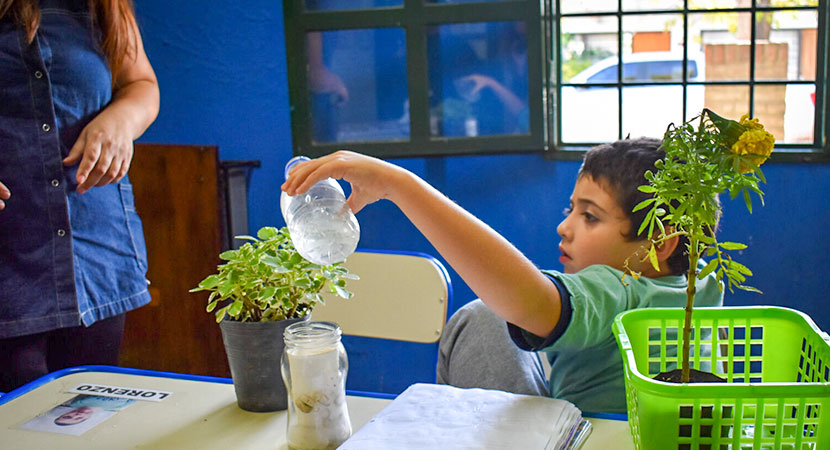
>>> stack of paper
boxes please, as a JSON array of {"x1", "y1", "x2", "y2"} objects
[{"x1": 341, "y1": 383, "x2": 591, "y2": 449}]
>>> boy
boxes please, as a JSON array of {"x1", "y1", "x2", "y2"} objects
[{"x1": 281, "y1": 138, "x2": 723, "y2": 413}]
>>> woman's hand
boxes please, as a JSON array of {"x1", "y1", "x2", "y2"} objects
[
  {"x1": 0, "y1": 179, "x2": 9, "y2": 210},
  {"x1": 63, "y1": 14, "x2": 159, "y2": 194},
  {"x1": 62, "y1": 111, "x2": 135, "y2": 194}
]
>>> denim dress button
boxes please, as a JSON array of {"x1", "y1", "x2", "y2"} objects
[
  {"x1": 51, "y1": 179, "x2": 59, "y2": 187},
  {"x1": 42, "y1": 123, "x2": 50, "y2": 132},
  {"x1": 35, "y1": 70, "x2": 43, "y2": 79},
  {"x1": 57, "y1": 229, "x2": 66, "y2": 237}
]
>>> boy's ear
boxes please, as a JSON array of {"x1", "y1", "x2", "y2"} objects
[{"x1": 655, "y1": 232, "x2": 680, "y2": 263}]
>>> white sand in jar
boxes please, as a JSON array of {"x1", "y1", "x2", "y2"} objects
[{"x1": 286, "y1": 346, "x2": 351, "y2": 449}]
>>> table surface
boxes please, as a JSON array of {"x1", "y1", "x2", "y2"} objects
[{"x1": 0, "y1": 367, "x2": 634, "y2": 449}]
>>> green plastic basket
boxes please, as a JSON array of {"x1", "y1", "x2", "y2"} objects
[{"x1": 613, "y1": 306, "x2": 830, "y2": 450}]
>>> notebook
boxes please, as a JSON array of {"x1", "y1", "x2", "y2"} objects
[{"x1": 340, "y1": 383, "x2": 591, "y2": 449}]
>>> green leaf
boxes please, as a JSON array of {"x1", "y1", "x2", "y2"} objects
[
  {"x1": 726, "y1": 269, "x2": 746, "y2": 284},
  {"x1": 289, "y1": 252, "x2": 303, "y2": 266},
  {"x1": 215, "y1": 305, "x2": 229, "y2": 323},
  {"x1": 197, "y1": 274, "x2": 221, "y2": 290},
  {"x1": 755, "y1": 166, "x2": 767, "y2": 184},
  {"x1": 743, "y1": 189, "x2": 753, "y2": 214},
  {"x1": 727, "y1": 260, "x2": 753, "y2": 276},
  {"x1": 698, "y1": 234, "x2": 715, "y2": 245},
  {"x1": 747, "y1": 183, "x2": 764, "y2": 196},
  {"x1": 633, "y1": 198, "x2": 656, "y2": 212},
  {"x1": 206, "y1": 299, "x2": 220, "y2": 313},
  {"x1": 218, "y1": 279, "x2": 234, "y2": 297},
  {"x1": 697, "y1": 259, "x2": 718, "y2": 279},
  {"x1": 647, "y1": 245, "x2": 659, "y2": 272},
  {"x1": 738, "y1": 285, "x2": 763, "y2": 294},
  {"x1": 219, "y1": 250, "x2": 238, "y2": 261},
  {"x1": 233, "y1": 235, "x2": 258, "y2": 242},
  {"x1": 638, "y1": 207, "x2": 654, "y2": 236},
  {"x1": 333, "y1": 285, "x2": 353, "y2": 299},
  {"x1": 228, "y1": 300, "x2": 243, "y2": 316},
  {"x1": 719, "y1": 242, "x2": 747, "y2": 251},
  {"x1": 260, "y1": 286, "x2": 277, "y2": 299},
  {"x1": 257, "y1": 227, "x2": 279, "y2": 240},
  {"x1": 262, "y1": 255, "x2": 290, "y2": 272},
  {"x1": 654, "y1": 218, "x2": 666, "y2": 236},
  {"x1": 292, "y1": 278, "x2": 311, "y2": 288},
  {"x1": 637, "y1": 185, "x2": 657, "y2": 193}
]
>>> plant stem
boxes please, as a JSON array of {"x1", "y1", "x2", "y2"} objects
[
  {"x1": 682, "y1": 235, "x2": 699, "y2": 383},
  {"x1": 287, "y1": 292, "x2": 298, "y2": 318}
]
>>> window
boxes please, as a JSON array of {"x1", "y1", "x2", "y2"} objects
[
  {"x1": 284, "y1": 0, "x2": 826, "y2": 159},
  {"x1": 283, "y1": 0, "x2": 544, "y2": 157},
  {"x1": 555, "y1": 0, "x2": 824, "y2": 160}
]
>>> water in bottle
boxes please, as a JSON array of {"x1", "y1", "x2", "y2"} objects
[{"x1": 281, "y1": 156, "x2": 360, "y2": 265}]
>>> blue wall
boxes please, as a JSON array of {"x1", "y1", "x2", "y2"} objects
[{"x1": 136, "y1": 3, "x2": 830, "y2": 334}]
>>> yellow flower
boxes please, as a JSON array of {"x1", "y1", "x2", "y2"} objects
[
  {"x1": 705, "y1": 110, "x2": 775, "y2": 174},
  {"x1": 738, "y1": 114, "x2": 764, "y2": 131},
  {"x1": 729, "y1": 114, "x2": 775, "y2": 173}
]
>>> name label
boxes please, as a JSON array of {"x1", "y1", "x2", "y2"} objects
[{"x1": 68, "y1": 383, "x2": 172, "y2": 402}]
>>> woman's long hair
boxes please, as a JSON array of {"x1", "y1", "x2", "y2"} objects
[{"x1": 0, "y1": 0, "x2": 138, "y2": 85}]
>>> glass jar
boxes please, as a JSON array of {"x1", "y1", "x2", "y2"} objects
[{"x1": 281, "y1": 321, "x2": 352, "y2": 450}]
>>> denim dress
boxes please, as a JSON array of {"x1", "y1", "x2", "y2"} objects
[{"x1": 0, "y1": 0, "x2": 151, "y2": 339}]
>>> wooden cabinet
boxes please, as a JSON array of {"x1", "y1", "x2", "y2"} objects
[{"x1": 119, "y1": 144, "x2": 230, "y2": 377}]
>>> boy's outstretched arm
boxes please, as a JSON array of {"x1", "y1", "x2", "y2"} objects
[{"x1": 281, "y1": 151, "x2": 561, "y2": 337}]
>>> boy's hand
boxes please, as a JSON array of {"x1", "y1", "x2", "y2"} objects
[
  {"x1": 281, "y1": 151, "x2": 402, "y2": 214},
  {"x1": 282, "y1": 150, "x2": 563, "y2": 337},
  {"x1": 0, "y1": 179, "x2": 9, "y2": 210}
]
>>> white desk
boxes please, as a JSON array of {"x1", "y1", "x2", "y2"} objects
[{"x1": 0, "y1": 367, "x2": 633, "y2": 449}]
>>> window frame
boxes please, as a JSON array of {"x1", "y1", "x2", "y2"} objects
[
  {"x1": 284, "y1": 1, "x2": 828, "y2": 162},
  {"x1": 283, "y1": 0, "x2": 547, "y2": 158}
]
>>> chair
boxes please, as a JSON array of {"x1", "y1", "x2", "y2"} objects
[{"x1": 313, "y1": 249, "x2": 453, "y2": 395}]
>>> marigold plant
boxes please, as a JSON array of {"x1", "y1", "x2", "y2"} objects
[{"x1": 634, "y1": 108, "x2": 775, "y2": 382}]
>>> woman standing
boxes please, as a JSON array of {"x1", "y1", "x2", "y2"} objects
[{"x1": 0, "y1": 0, "x2": 159, "y2": 391}]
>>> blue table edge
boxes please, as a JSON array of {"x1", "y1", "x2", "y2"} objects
[
  {"x1": 0, "y1": 365, "x2": 397, "y2": 407},
  {"x1": 0, "y1": 365, "x2": 626, "y2": 422}
]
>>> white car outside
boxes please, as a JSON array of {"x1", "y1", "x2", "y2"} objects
[
  {"x1": 559, "y1": 51, "x2": 814, "y2": 144},
  {"x1": 560, "y1": 52, "x2": 705, "y2": 143}
]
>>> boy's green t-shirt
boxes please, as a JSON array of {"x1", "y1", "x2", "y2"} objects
[{"x1": 513, "y1": 263, "x2": 723, "y2": 414}]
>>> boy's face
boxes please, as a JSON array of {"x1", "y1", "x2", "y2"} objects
[
  {"x1": 54, "y1": 406, "x2": 95, "y2": 425},
  {"x1": 557, "y1": 175, "x2": 652, "y2": 275}
]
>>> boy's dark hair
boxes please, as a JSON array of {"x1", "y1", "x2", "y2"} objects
[{"x1": 578, "y1": 137, "x2": 700, "y2": 276}]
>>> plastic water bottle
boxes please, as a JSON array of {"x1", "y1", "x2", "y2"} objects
[{"x1": 280, "y1": 156, "x2": 360, "y2": 265}]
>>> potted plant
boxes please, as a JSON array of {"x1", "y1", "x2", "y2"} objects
[
  {"x1": 612, "y1": 111, "x2": 830, "y2": 449},
  {"x1": 190, "y1": 226, "x2": 356, "y2": 412},
  {"x1": 632, "y1": 108, "x2": 774, "y2": 382}
]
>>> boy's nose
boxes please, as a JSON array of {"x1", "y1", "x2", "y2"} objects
[{"x1": 556, "y1": 216, "x2": 570, "y2": 240}]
